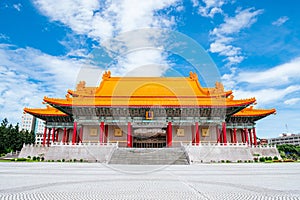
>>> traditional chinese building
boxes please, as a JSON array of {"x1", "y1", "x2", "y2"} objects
[{"x1": 24, "y1": 71, "x2": 276, "y2": 148}]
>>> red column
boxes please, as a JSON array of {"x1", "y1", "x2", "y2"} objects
[
  {"x1": 42, "y1": 127, "x2": 47, "y2": 146},
  {"x1": 191, "y1": 125, "x2": 195, "y2": 144},
  {"x1": 222, "y1": 122, "x2": 227, "y2": 144},
  {"x1": 127, "y1": 122, "x2": 132, "y2": 147},
  {"x1": 233, "y1": 128, "x2": 237, "y2": 143},
  {"x1": 55, "y1": 129, "x2": 59, "y2": 142},
  {"x1": 100, "y1": 122, "x2": 104, "y2": 144},
  {"x1": 79, "y1": 127, "x2": 83, "y2": 143},
  {"x1": 72, "y1": 122, "x2": 77, "y2": 145},
  {"x1": 195, "y1": 122, "x2": 200, "y2": 145},
  {"x1": 62, "y1": 127, "x2": 67, "y2": 144},
  {"x1": 244, "y1": 128, "x2": 249, "y2": 145},
  {"x1": 249, "y1": 129, "x2": 253, "y2": 146},
  {"x1": 167, "y1": 122, "x2": 172, "y2": 147},
  {"x1": 104, "y1": 125, "x2": 108, "y2": 143},
  {"x1": 253, "y1": 127, "x2": 257, "y2": 146},
  {"x1": 47, "y1": 128, "x2": 51, "y2": 147},
  {"x1": 52, "y1": 128, "x2": 55, "y2": 143}
]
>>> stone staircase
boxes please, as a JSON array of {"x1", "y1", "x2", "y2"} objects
[{"x1": 108, "y1": 147, "x2": 189, "y2": 165}]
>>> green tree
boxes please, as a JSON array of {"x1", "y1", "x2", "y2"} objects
[{"x1": 0, "y1": 118, "x2": 36, "y2": 154}]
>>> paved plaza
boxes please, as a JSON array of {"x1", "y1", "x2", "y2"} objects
[{"x1": 0, "y1": 162, "x2": 299, "y2": 199}]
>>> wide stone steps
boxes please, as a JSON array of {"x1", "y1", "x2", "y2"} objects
[{"x1": 108, "y1": 148, "x2": 189, "y2": 165}]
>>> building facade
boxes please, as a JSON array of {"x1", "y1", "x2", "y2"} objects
[
  {"x1": 21, "y1": 113, "x2": 46, "y2": 144},
  {"x1": 269, "y1": 134, "x2": 300, "y2": 146},
  {"x1": 24, "y1": 71, "x2": 276, "y2": 148}
]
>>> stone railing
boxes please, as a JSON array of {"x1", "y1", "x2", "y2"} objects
[
  {"x1": 181, "y1": 142, "x2": 276, "y2": 148},
  {"x1": 23, "y1": 142, "x2": 119, "y2": 148}
]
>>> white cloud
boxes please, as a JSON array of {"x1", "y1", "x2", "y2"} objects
[
  {"x1": 236, "y1": 57, "x2": 300, "y2": 86},
  {"x1": 0, "y1": 44, "x2": 99, "y2": 124},
  {"x1": 209, "y1": 8, "x2": 263, "y2": 66},
  {"x1": 33, "y1": 0, "x2": 180, "y2": 75},
  {"x1": 272, "y1": 16, "x2": 289, "y2": 26},
  {"x1": 13, "y1": 3, "x2": 22, "y2": 12},
  {"x1": 233, "y1": 85, "x2": 300, "y2": 105},
  {"x1": 192, "y1": 0, "x2": 226, "y2": 18},
  {"x1": 221, "y1": 57, "x2": 300, "y2": 107},
  {"x1": 284, "y1": 98, "x2": 300, "y2": 105}
]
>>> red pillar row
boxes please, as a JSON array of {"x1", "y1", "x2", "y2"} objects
[
  {"x1": 127, "y1": 122, "x2": 132, "y2": 147},
  {"x1": 72, "y1": 122, "x2": 77, "y2": 145},
  {"x1": 195, "y1": 122, "x2": 200, "y2": 145},
  {"x1": 167, "y1": 122, "x2": 172, "y2": 147}
]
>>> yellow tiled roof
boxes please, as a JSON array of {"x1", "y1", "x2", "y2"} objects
[
  {"x1": 68, "y1": 71, "x2": 232, "y2": 98},
  {"x1": 44, "y1": 96, "x2": 256, "y2": 107},
  {"x1": 233, "y1": 106, "x2": 276, "y2": 117},
  {"x1": 24, "y1": 106, "x2": 68, "y2": 116}
]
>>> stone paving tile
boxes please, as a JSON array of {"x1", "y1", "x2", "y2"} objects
[{"x1": 0, "y1": 163, "x2": 299, "y2": 199}]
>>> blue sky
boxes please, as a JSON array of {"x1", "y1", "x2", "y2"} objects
[{"x1": 0, "y1": 0, "x2": 300, "y2": 138}]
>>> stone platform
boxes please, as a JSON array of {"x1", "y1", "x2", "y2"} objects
[
  {"x1": 0, "y1": 163, "x2": 299, "y2": 199},
  {"x1": 19, "y1": 143, "x2": 281, "y2": 164}
]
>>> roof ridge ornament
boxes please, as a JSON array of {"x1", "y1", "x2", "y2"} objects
[
  {"x1": 189, "y1": 71, "x2": 198, "y2": 80},
  {"x1": 102, "y1": 70, "x2": 111, "y2": 80},
  {"x1": 76, "y1": 81, "x2": 86, "y2": 91}
]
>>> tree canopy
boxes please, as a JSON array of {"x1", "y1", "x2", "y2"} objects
[{"x1": 0, "y1": 118, "x2": 35, "y2": 154}]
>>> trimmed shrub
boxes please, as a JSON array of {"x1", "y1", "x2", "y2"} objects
[
  {"x1": 10, "y1": 158, "x2": 16, "y2": 161},
  {"x1": 80, "y1": 159, "x2": 83, "y2": 162},
  {"x1": 51, "y1": 160, "x2": 54, "y2": 162},
  {"x1": 27, "y1": 156, "x2": 31, "y2": 159},
  {"x1": 253, "y1": 153, "x2": 260, "y2": 157},
  {"x1": 57, "y1": 160, "x2": 61, "y2": 162},
  {"x1": 259, "y1": 157, "x2": 265, "y2": 162},
  {"x1": 36, "y1": 157, "x2": 40, "y2": 161},
  {"x1": 73, "y1": 159, "x2": 77, "y2": 162},
  {"x1": 226, "y1": 160, "x2": 231, "y2": 163},
  {"x1": 62, "y1": 159, "x2": 65, "y2": 162},
  {"x1": 16, "y1": 158, "x2": 27, "y2": 161},
  {"x1": 41, "y1": 157, "x2": 44, "y2": 161},
  {"x1": 254, "y1": 158, "x2": 258, "y2": 162},
  {"x1": 32, "y1": 156, "x2": 37, "y2": 161},
  {"x1": 273, "y1": 156, "x2": 279, "y2": 161},
  {"x1": 267, "y1": 156, "x2": 272, "y2": 161}
]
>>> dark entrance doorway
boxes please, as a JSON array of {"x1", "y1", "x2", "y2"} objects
[{"x1": 133, "y1": 128, "x2": 166, "y2": 148}]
